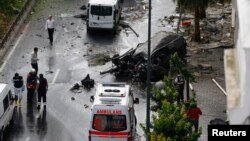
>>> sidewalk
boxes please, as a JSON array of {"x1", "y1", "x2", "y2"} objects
[{"x1": 188, "y1": 47, "x2": 227, "y2": 141}]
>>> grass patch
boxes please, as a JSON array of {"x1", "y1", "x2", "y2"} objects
[{"x1": 0, "y1": 0, "x2": 26, "y2": 39}]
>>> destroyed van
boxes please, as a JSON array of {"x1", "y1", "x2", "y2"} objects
[
  {"x1": 86, "y1": 0, "x2": 123, "y2": 33},
  {"x1": 0, "y1": 83, "x2": 14, "y2": 140},
  {"x1": 89, "y1": 83, "x2": 139, "y2": 141}
]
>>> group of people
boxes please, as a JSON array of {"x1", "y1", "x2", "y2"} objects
[
  {"x1": 12, "y1": 14, "x2": 54, "y2": 109},
  {"x1": 13, "y1": 47, "x2": 48, "y2": 110}
]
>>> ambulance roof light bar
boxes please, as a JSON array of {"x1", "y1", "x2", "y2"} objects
[
  {"x1": 100, "y1": 98, "x2": 121, "y2": 104},
  {"x1": 102, "y1": 83, "x2": 126, "y2": 87},
  {"x1": 99, "y1": 92, "x2": 125, "y2": 97}
]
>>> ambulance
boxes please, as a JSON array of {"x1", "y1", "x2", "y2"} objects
[
  {"x1": 89, "y1": 83, "x2": 139, "y2": 141},
  {"x1": 86, "y1": 0, "x2": 123, "y2": 33}
]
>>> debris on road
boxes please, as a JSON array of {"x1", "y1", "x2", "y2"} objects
[
  {"x1": 88, "y1": 54, "x2": 111, "y2": 66},
  {"x1": 81, "y1": 74, "x2": 94, "y2": 89},
  {"x1": 84, "y1": 104, "x2": 89, "y2": 108},
  {"x1": 80, "y1": 5, "x2": 86, "y2": 10},
  {"x1": 120, "y1": 21, "x2": 139, "y2": 37},
  {"x1": 70, "y1": 74, "x2": 95, "y2": 93}
]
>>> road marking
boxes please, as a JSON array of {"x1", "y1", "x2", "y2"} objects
[
  {"x1": 25, "y1": 137, "x2": 30, "y2": 141},
  {"x1": 212, "y1": 78, "x2": 227, "y2": 96},
  {"x1": 0, "y1": 23, "x2": 30, "y2": 72},
  {"x1": 52, "y1": 69, "x2": 60, "y2": 84}
]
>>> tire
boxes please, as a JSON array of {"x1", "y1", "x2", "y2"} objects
[
  {"x1": 86, "y1": 22, "x2": 91, "y2": 34},
  {"x1": 87, "y1": 28, "x2": 91, "y2": 33},
  {"x1": 0, "y1": 129, "x2": 4, "y2": 141},
  {"x1": 135, "y1": 116, "x2": 137, "y2": 126}
]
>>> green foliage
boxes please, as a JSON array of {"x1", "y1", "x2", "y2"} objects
[
  {"x1": 143, "y1": 53, "x2": 201, "y2": 141},
  {"x1": 0, "y1": 0, "x2": 25, "y2": 14},
  {"x1": 151, "y1": 100, "x2": 201, "y2": 141},
  {"x1": 0, "y1": 0, "x2": 26, "y2": 39},
  {"x1": 170, "y1": 53, "x2": 196, "y2": 82},
  {"x1": 151, "y1": 76, "x2": 178, "y2": 111}
]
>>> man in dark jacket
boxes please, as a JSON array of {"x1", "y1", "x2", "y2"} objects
[
  {"x1": 37, "y1": 73, "x2": 48, "y2": 110},
  {"x1": 12, "y1": 73, "x2": 24, "y2": 106},
  {"x1": 26, "y1": 69, "x2": 37, "y2": 104},
  {"x1": 174, "y1": 74, "x2": 185, "y2": 103}
]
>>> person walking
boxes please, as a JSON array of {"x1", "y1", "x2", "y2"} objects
[
  {"x1": 31, "y1": 47, "x2": 39, "y2": 74},
  {"x1": 26, "y1": 69, "x2": 38, "y2": 104},
  {"x1": 174, "y1": 74, "x2": 185, "y2": 104},
  {"x1": 12, "y1": 73, "x2": 24, "y2": 107},
  {"x1": 186, "y1": 102, "x2": 202, "y2": 131},
  {"x1": 45, "y1": 15, "x2": 55, "y2": 45},
  {"x1": 37, "y1": 74, "x2": 48, "y2": 110}
]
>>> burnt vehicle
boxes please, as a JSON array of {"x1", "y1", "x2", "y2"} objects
[{"x1": 101, "y1": 31, "x2": 187, "y2": 82}]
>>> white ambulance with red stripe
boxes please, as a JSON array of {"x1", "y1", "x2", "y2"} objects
[{"x1": 89, "y1": 83, "x2": 139, "y2": 141}]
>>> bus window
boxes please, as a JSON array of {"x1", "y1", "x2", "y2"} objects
[{"x1": 91, "y1": 6, "x2": 112, "y2": 16}]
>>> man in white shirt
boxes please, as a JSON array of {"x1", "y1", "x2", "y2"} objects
[
  {"x1": 45, "y1": 15, "x2": 55, "y2": 45},
  {"x1": 31, "y1": 47, "x2": 39, "y2": 74}
]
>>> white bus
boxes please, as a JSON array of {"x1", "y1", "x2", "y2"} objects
[
  {"x1": 86, "y1": 0, "x2": 123, "y2": 33},
  {"x1": 89, "y1": 83, "x2": 139, "y2": 141}
]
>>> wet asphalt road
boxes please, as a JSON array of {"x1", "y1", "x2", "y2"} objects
[{"x1": 0, "y1": 0, "x2": 177, "y2": 140}]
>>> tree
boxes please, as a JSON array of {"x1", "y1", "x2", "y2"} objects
[
  {"x1": 174, "y1": 0, "x2": 209, "y2": 42},
  {"x1": 170, "y1": 53, "x2": 196, "y2": 100},
  {"x1": 140, "y1": 53, "x2": 201, "y2": 141},
  {"x1": 148, "y1": 76, "x2": 201, "y2": 141}
]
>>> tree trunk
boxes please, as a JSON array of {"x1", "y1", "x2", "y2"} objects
[
  {"x1": 194, "y1": 7, "x2": 200, "y2": 42},
  {"x1": 199, "y1": 7, "x2": 206, "y2": 19}
]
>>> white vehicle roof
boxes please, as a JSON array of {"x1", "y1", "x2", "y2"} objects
[
  {"x1": 0, "y1": 83, "x2": 9, "y2": 99},
  {"x1": 93, "y1": 83, "x2": 130, "y2": 107},
  {"x1": 89, "y1": 0, "x2": 118, "y2": 5},
  {"x1": 0, "y1": 83, "x2": 7, "y2": 92}
]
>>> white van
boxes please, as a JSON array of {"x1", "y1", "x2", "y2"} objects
[
  {"x1": 0, "y1": 83, "x2": 14, "y2": 141},
  {"x1": 89, "y1": 83, "x2": 139, "y2": 141},
  {"x1": 86, "y1": 0, "x2": 123, "y2": 32}
]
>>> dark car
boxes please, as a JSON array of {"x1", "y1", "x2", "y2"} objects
[{"x1": 105, "y1": 31, "x2": 187, "y2": 82}]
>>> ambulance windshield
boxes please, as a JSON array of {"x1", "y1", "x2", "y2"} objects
[{"x1": 93, "y1": 114, "x2": 127, "y2": 131}]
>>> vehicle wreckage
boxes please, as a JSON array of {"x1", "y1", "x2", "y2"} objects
[{"x1": 100, "y1": 31, "x2": 187, "y2": 82}]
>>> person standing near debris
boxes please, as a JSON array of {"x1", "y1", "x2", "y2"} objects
[
  {"x1": 45, "y1": 15, "x2": 55, "y2": 45},
  {"x1": 187, "y1": 102, "x2": 202, "y2": 131},
  {"x1": 26, "y1": 69, "x2": 38, "y2": 104},
  {"x1": 174, "y1": 74, "x2": 185, "y2": 103},
  {"x1": 12, "y1": 73, "x2": 24, "y2": 107},
  {"x1": 31, "y1": 47, "x2": 39, "y2": 74},
  {"x1": 37, "y1": 74, "x2": 48, "y2": 110}
]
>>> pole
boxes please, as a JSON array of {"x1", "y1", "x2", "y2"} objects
[{"x1": 146, "y1": 0, "x2": 152, "y2": 140}]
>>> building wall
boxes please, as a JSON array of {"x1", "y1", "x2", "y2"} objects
[{"x1": 225, "y1": 0, "x2": 250, "y2": 124}]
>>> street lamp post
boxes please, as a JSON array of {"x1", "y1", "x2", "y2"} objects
[{"x1": 146, "y1": 0, "x2": 152, "y2": 141}]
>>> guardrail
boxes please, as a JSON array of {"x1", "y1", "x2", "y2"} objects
[{"x1": 0, "y1": 0, "x2": 32, "y2": 48}]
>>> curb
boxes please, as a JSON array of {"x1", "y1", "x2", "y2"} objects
[{"x1": 0, "y1": 0, "x2": 37, "y2": 65}]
